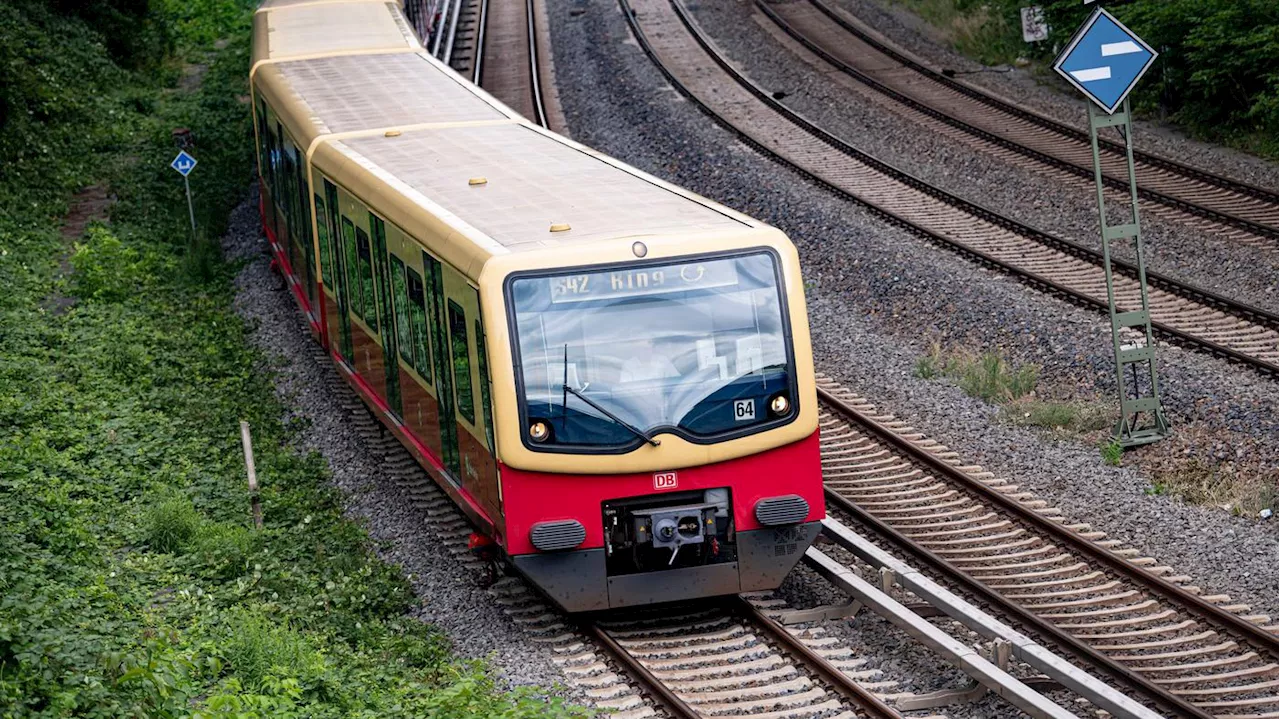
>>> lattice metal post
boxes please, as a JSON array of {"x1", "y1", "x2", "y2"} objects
[{"x1": 1087, "y1": 98, "x2": 1170, "y2": 447}]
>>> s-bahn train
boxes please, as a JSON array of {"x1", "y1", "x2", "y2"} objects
[{"x1": 250, "y1": 0, "x2": 824, "y2": 611}]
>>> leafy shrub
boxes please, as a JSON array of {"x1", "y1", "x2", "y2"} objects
[
  {"x1": 220, "y1": 610, "x2": 326, "y2": 691},
  {"x1": 142, "y1": 492, "x2": 204, "y2": 553},
  {"x1": 192, "y1": 521, "x2": 259, "y2": 578},
  {"x1": 69, "y1": 225, "x2": 150, "y2": 301}
]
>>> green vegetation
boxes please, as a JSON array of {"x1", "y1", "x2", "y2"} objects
[
  {"x1": 886, "y1": 0, "x2": 1278, "y2": 156},
  {"x1": 1099, "y1": 439, "x2": 1124, "y2": 467},
  {"x1": 889, "y1": 0, "x2": 1024, "y2": 67},
  {"x1": 914, "y1": 343, "x2": 1038, "y2": 403},
  {"x1": 999, "y1": 398, "x2": 1111, "y2": 435},
  {"x1": 1146, "y1": 460, "x2": 1278, "y2": 517},
  {"x1": 0, "y1": 2, "x2": 583, "y2": 716}
]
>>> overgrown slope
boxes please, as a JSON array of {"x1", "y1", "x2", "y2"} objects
[{"x1": 0, "y1": 2, "x2": 582, "y2": 716}]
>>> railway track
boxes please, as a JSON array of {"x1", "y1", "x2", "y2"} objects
[
  {"x1": 755, "y1": 0, "x2": 1278, "y2": 246},
  {"x1": 464, "y1": 0, "x2": 563, "y2": 131},
  {"x1": 621, "y1": 0, "x2": 1280, "y2": 375},
  {"x1": 585, "y1": 598, "x2": 903, "y2": 719},
  {"x1": 815, "y1": 375, "x2": 1280, "y2": 719},
  {"x1": 309, "y1": 341, "x2": 906, "y2": 719},
  {"x1": 306, "y1": 339, "x2": 1130, "y2": 719}
]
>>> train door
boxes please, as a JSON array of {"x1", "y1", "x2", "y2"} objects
[
  {"x1": 370, "y1": 214, "x2": 401, "y2": 416},
  {"x1": 424, "y1": 253, "x2": 460, "y2": 479},
  {"x1": 321, "y1": 179, "x2": 354, "y2": 361}
]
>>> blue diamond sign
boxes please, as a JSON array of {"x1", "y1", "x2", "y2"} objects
[
  {"x1": 170, "y1": 150, "x2": 198, "y2": 177},
  {"x1": 1053, "y1": 7, "x2": 1157, "y2": 114}
]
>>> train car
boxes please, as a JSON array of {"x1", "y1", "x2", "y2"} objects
[{"x1": 250, "y1": 0, "x2": 824, "y2": 611}]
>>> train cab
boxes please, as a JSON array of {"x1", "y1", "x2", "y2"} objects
[{"x1": 481, "y1": 229, "x2": 825, "y2": 611}]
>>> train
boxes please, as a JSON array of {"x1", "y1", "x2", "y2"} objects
[{"x1": 249, "y1": 0, "x2": 825, "y2": 611}]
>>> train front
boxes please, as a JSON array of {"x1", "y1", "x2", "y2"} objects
[{"x1": 483, "y1": 231, "x2": 824, "y2": 612}]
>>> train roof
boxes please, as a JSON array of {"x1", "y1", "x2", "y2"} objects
[
  {"x1": 251, "y1": 0, "x2": 420, "y2": 72},
  {"x1": 256, "y1": 52, "x2": 511, "y2": 139},
  {"x1": 253, "y1": 0, "x2": 759, "y2": 279}
]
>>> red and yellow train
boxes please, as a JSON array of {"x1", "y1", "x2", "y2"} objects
[{"x1": 249, "y1": 0, "x2": 824, "y2": 611}]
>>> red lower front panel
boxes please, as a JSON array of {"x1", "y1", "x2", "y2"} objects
[{"x1": 498, "y1": 430, "x2": 824, "y2": 556}]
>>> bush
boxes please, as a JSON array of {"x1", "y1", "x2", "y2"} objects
[
  {"x1": 69, "y1": 225, "x2": 151, "y2": 302},
  {"x1": 142, "y1": 492, "x2": 204, "y2": 553},
  {"x1": 220, "y1": 610, "x2": 326, "y2": 691}
]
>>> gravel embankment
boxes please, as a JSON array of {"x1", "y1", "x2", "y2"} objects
[
  {"x1": 549, "y1": 0, "x2": 1277, "y2": 614},
  {"x1": 686, "y1": 0, "x2": 1276, "y2": 311},
  {"x1": 825, "y1": 0, "x2": 1280, "y2": 191},
  {"x1": 220, "y1": 195, "x2": 583, "y2": 698}
]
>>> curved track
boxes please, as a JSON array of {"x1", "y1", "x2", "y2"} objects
[
  {"x1": 756, "y1": 0, "x2": 1278, "y2": 246},
  {"x1": 816, "y1": 376, "x2": 1279, "y2": 719},
  {"x1": 621, "y1": 0, "x2": 1279, "y2": 374}
]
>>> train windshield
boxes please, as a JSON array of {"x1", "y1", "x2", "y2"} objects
[{"x1": 509, "y1": 251, "x2": 795, "y2": 450}]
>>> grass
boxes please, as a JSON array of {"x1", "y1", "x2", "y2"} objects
[
  {"x1": 915, "y1": 343, "x2": 1039, "y2": 403},
  {"x1": 887, "y1": 0, "x2": 1025, "y2": 66},
  {"x1": 1099, "y1": 439, "x2": 1124, "y2": 467},
  {"x1": 0, "y1": 2, "x2": 585, "y2": 717},
  {"x1": 1145, "y1": 458, "x2": 1278, "y2": 518},
  {"x1": 142, "y1": 492, "x2": 205, "y2": 553},
  {"x1": 1000, "y1": 398, "x2": 1112, "y2": 435}
]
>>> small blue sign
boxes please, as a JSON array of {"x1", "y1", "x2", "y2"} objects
[
  {"x1": 170, "y1": 150, "x2": 198, "y2": 177},
  {"x1": 1053, "y1": 8, "x2": 1157, "y2": 114}
]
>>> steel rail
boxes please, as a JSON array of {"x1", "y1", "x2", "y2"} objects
[
  {"x1": 730, "y1": 597, "x2": 903, "y2": 719},
  {"x1": 619, "y1": 0, "x2": 1278, "y2": 375},
  {"x1": 441, "y1": 0, "x2": 465, "y2": 65},
  {"x1": 584, "y1": 622, "x2": 703, "y2": 719},
  {"x1": 817, "y1": 386, "x2": 1280, "y2": 660},
  {"x1": 757, "y1": 0, "x2": 1276, "y2": 240},
  {"x1": 525, "y1": 0, "x2": 549, "y2": 128},
  {"x1": 471, "y1": 0, "x2": 488, "y2": 84},
  {"x1": 819, "y1": 495, "x2": 1218, "y2": 719},
  {"x1": 802, "y1": 0, "x2": 1279, "y2": 207}
]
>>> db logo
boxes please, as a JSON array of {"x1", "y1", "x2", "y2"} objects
[{"x1": 653, "y1": 472, "x2": 678, "y2": 490}]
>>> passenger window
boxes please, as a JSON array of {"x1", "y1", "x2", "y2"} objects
[
  {"x1": 406, "y1": 269, "x2": 432, "y2": 384},
  {"x1": 315, "y1": 194, "x2": 332, "y2": 287},
  {"x1": 341, "y1": 217, "x2": 362, "y2": 320},
  {"x1": 390, "y1": 257, "x2": 414, "y2": 366},
  {"x1": 475, "y1": 318, "x2": 494, "y2": 452},
  {"x1": 355, "y1": 227, "x2": 377, "y2": 331},
  {"x1": 447, "y1": 301, "x2": 475, "y2": 424}
]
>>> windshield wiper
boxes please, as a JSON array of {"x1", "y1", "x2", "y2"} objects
[{"x1": 562, "y1": 384, "x2": 660, "y2": 447}]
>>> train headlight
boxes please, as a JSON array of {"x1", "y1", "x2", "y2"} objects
[
  {"x1": 529, "y1": 420, "x2": 551, "y2": 442},
  {"x1": 769, "y1": 394, "x2": 791, "y2": 416}
]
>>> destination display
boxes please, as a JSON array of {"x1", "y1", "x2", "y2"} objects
[{"x1": 549, "y1": 259, "x2": 740, "y2": 304}]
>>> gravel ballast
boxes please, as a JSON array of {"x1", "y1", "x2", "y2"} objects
[{"x1": 547, "y1": 0, "x2": 1276, "y2": 617}]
